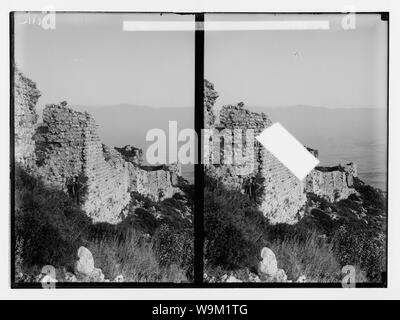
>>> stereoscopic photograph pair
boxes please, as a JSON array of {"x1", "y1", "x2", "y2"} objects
[{"x1": 11, "y1": 12, "x2": 388, "y2": 287}]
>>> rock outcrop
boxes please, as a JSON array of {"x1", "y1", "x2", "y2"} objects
[{"x1": 14, "y1": 67, "x2": 41, "y2": 167}]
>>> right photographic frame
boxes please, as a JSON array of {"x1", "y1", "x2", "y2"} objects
[{"x1": 203, "y1": 13, "x2": 388, "y2": 287}]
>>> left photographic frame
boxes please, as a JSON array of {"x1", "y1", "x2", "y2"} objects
[{"x1": 10, "y1": 12, "x2": 195, "y2": 288}]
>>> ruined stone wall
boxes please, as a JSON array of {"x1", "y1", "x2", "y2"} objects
[
  {"x1": 35, "y1": 105, "x2": 87, "y2": 187},
  {"x1": 128, "y1": 165, "x2": 181, "y2": 201},
  {"x1": 305, "y1": 163, "x2": 357, "y2": 202},
  {"x1": 204, "y1": 80, "x2": 361, "y2": 224},
  {"x1": 34, "y1": 104, "x2": 183, "y2": 223},
  {"x1": 114, "y1": 145, "x2": 143, "y2": 165},
  {"x1": 14, "y1": 70, "x2": 184, "y2": 224},
  {"x1": 34, "y1": 105, "x2": 130, "y2": 223},
  {"x1": 207, "y1": 103, "x2": 307, "y2": 224},
  {"x1": 258, "y1": 147, "x2": 307, "y2": 224},
  {"x1": 80, "y1": 121, "x2": 131, "y2": 223},
  {"x1": 14, "y1": 68, "x2": 40, "y2": 167}
]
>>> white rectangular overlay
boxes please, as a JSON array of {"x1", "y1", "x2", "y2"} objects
[
  {"x1": 122, "y1": 21, "x2": 330, "y2": 32},
  {"x1": 256, "y1": 123, "x2": 319, "y2": 181}
]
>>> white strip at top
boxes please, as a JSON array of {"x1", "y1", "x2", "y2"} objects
[{"x1": 122, "y1": 20, "x2": 330, "y2": 31}]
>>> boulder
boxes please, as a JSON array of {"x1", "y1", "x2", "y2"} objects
[
  {"x1": 89, "y1": 268, "x2": 105, "y2": 282},
  {"x1": 74, "y1": 246, "x2": 95, "y2": 276},
  {"x1": 226, "y1": 275, "x2": 242, "y2": 283},
  {"x1": 40, "y1": 265, "x2": 56, "y2": 276},
  {"x1": 64, "y1": 272, "x2": 77, "y2": 282},
  {"x1": 274, "y1": 269, "x2": 287, "y2": 282},
  {"x1": 248, "y1": 273, "x2": 261, "y2": 283},
  {"x1": 38, "y1": 265, "x2": 57, "y2": 284},
  {"x1": 114, "y1": 275, "x2": 124, "y2": 282},
  {"x1": 258, "y1": 247, "x2": 278, "y2": 276},
  {"x1": 220, "y1": 274, "x2": 229, "y2": 282},
  {"x1": 40, "y1": 274, "x2": 58, "y2": 286},
  {"x1": 296, "y1": 275, "x2": 307, "y2": 283}
]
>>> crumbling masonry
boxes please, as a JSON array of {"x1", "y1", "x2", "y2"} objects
[
  {"x1": 204, "y1": 80, "x2": 357, "y2": 224},
  {"x1": 14, "y1": 69, "x2": 182, "y2": 224}
]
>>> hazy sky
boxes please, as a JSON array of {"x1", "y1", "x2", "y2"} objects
[
  {"x1": 14, "y1": 13, "x2": 388, "y2": 110},
  {"x1": 205, "y1": 14, "x2": 388, "y2": 109},
  {"x1": 14, "y1": 13, "x2": 194, "y2": 108}
]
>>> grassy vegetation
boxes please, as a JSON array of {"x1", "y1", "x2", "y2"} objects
[
  {"x1": 204, "y1": 173, "x2": 387, "y2": 283},
  {"x1": 268, "y1": 231, "x2": 341, "y2": 282},
  {"x1": 87, "y1": 229, "x2": 187, "y2": 282},
  {"x1": 14, "y1": 162, "x2": 386, "y2": 284},
  {"x1": 14, "y1": 165, "x2": 193, "y2": 283}
]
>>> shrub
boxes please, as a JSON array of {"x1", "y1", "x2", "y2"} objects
[
  {"x1": 204, "y1": 185, "x2": 264, "y2": 269},
  {"x1": 204, "y1": 182, "x2": 343, "y2": 282},
  {"x1": 129, "y1": 191, "x2": 158, "y2": 210},
  {"x1": 14, "y1": 165, "x2": 91, "y2": 268},
  {"x1": 159, "y1": 208, "x2": 192, "y2": 230},
  {"x1": 66, "y1": 172, "x2": 88, "y2": 205},
  {"x1": 242, "y1": 172, "x2": 266, "y2": 206},
  {"x1": 307, "y1": 184, "x2": 387, "y2": 282},
  {"x1": 307, "y1": 192, "x2": 331, "y2": 210},
  {"x1": 333, "y1": 225, "x2": 385, "y2": 282},
  {"x1": 337, "y1": 198, "x2": 362, "y2": 212},
  {"x1": 15, "y1": 236, "x2": 27, "y2": 282},
  {"x1": 204, "y1": 170, "x2": 386, "y2": 283},
  {"x1": 176, "y1": 183, "x2": 194, "y2": 205},
  {"x1": 122, "y1": 207, "x2": 159, "y2": 235},
  {"x1": 309, "y1": 208, "x2": 337, "y2": 235},
  {"x1": 360, "y1": 187, "x2": 386, "y2": 211},
  {"x1": 153, "y1": 224, "x2": 193, "y2": 281}
]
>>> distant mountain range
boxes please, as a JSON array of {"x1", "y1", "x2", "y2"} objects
[
  {"x1": 73, "y1": 104, "x2": 194, "y2": 150},
  {"x1": 72, "y1": 104, "x2": 386, "y2": 150},
  {"x1": 248, "y1": 105, "x2": 387, "y2": 151}
]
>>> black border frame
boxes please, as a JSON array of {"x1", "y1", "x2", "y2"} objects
[{"x1": 10, "y1": 11, "x2": 389, "y2": 289}]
